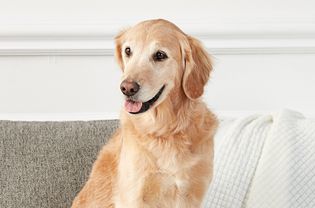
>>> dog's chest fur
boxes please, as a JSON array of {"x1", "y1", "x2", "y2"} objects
[{"x1": 115, "y1": 131, "x2": 201, "y2": 208}]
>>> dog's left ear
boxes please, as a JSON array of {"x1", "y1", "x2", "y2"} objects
[
  {"x1": 181, "y1": 36, "x2": 213, "y2": 100},
  {"x1": 114, "y1": 30, "x2": 127, "y2": 70}
]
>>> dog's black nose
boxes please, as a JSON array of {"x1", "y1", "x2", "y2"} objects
[{"x1": 120, "y1": 80, "x2": 140, "y2": 96}]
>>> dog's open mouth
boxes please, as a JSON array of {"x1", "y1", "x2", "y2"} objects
[{"x1": 124, "y1": 85, "x2": 165, "y2": 114}]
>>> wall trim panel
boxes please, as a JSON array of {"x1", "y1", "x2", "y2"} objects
[{"x1": 0, "y1": 22, "x2": 315, "y2": 55}]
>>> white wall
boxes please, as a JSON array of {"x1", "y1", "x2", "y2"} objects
[
  {"x1": 0, "y1": 56, "x2": 122, "y2": 118},
  {"x1": 1, "y1": 0, "x2": 314, "y2": 25},
  {"x1": 206, "y1": 54, "x2": 315, "y2": 116},
  {"x1": 0, "y1": 0, "x2": 315, "y2": 119}
]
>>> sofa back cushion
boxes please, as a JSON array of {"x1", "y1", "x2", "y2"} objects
[{"x1": 0, "y1": 120, "x2": 119, "y2": 208}]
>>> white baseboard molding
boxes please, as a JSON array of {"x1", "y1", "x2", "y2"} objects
[
  {"x1": 0, "y1": 110, "x2": 313, "y2": 121},
  {"x1": 0, "y1": 22, "x2": 315, "y2": 55},
  {"x1": 0, "y1": 113, "x2": 120, "y2": 121}
]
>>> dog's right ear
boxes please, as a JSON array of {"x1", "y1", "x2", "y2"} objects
[{"x1": 114, "y1": 29, "x2": 127, "y2": 70}]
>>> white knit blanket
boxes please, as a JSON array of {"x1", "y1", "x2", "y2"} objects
[{"x1": 203, "y1": 110, "x2": 315, "y2": 208}]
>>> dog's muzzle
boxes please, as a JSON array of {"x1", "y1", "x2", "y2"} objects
[{"x1": 124, "y1": 85, "x2": 165, "y2": 114}]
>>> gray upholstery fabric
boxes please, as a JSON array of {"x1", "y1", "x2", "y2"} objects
[{"x1": 0, "y1": 120, "x2": 119, "y2": 208}]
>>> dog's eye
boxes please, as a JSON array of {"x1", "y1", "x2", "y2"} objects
[
  {"x1": 153, "y1": 51, "x2": 168, "y2": 61},
  {"x1": 125, "y1": 47, "x2": 132, "y2": 57}
]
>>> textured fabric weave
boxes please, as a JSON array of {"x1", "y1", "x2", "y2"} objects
[
  {"x1": 204, "y1": 110, "x2": 315, "y2": 208},
  {"x1": 204, "y1": 115, "x2": 272, "y2": 207},
  {"x1": 246, "y1": 111, "x2": 315, "y2": 207},
  {"x1": 0, "y1": 120, "x2": 119, "y2": 208}
]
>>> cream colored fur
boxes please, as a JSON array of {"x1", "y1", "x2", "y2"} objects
[{"x1": 71, "y1": 19, "x2": 217, "y2": 208}]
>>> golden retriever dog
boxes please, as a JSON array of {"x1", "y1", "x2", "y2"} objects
[{"x1": 71, "y1": 19, "x2": 217, "y2": 208}]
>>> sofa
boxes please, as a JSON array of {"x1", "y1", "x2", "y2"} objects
[{"x1": 1, "y1": 110, "x2": 315, "y2": 208}]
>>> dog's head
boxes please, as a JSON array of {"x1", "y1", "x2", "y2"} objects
[{"x1": 115, "y1": 19, "x2": 212, "y2": 115}]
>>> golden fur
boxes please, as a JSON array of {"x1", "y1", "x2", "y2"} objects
[{"x1": 71, "y1": 19, "x2": 217, "y2": 208}]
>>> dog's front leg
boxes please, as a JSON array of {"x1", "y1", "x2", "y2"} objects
[
  {"x1": 114, "y1": 172, "x2": 146, "y2": 208},
  {"x1": 114, "y1": 138, "x2": 147, "y2": 208},
  {"x1": 114, "y1": 177, "x2": 146, "y2": 208},
  {"x1": 115, "y1": 198, "x2": 144, "y2": 208}
]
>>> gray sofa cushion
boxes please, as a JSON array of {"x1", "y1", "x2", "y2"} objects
[{"x1": 0, "y1": 120, "x2": 119, "y2": 208}]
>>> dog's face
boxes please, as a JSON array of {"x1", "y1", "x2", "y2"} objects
[{"x1": 115, "y1": 19, "x2": 212, "y2": 115}]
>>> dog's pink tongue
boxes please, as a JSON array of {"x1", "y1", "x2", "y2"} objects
[{"x1": 124, "y1": 100, "x2": 142, "y2": 113}]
